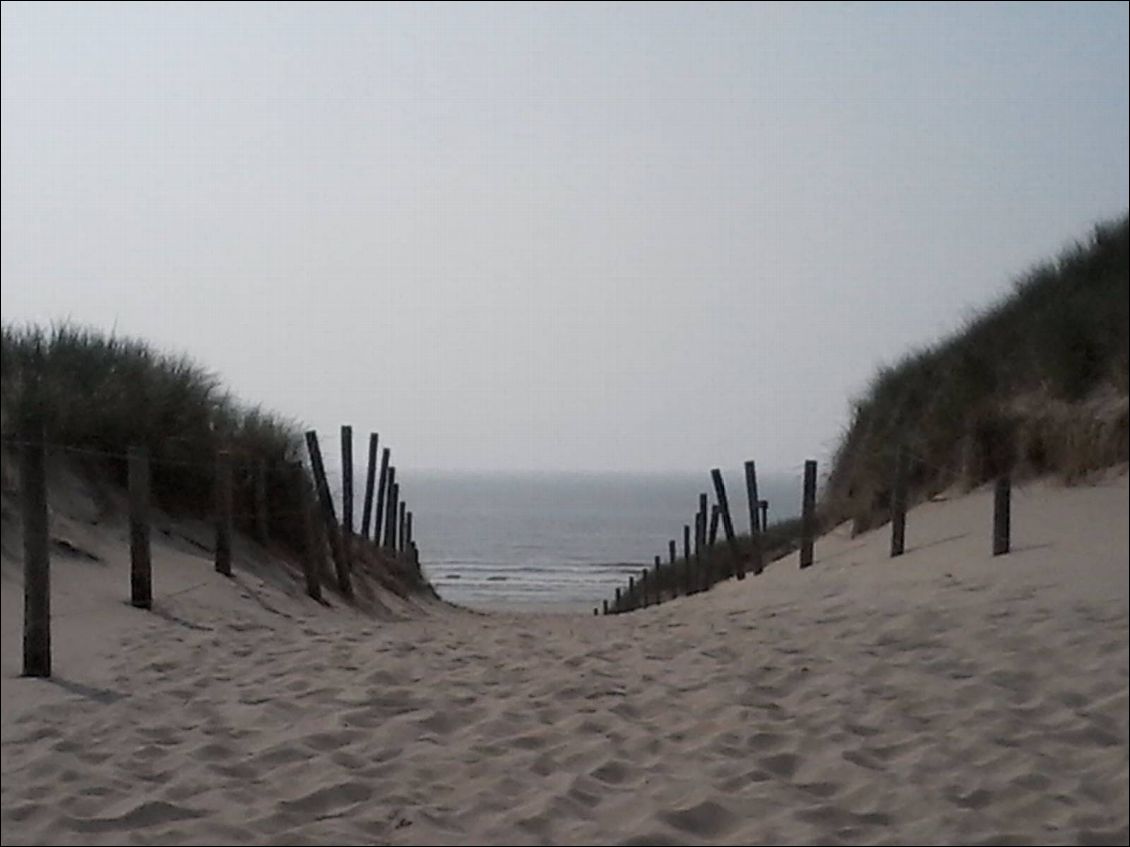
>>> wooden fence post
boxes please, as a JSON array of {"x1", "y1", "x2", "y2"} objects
[
  {"x1": 382, "y1": 466, "x2": 397, "y2": 550},
  {"x1": 374, "y1": 448, "x2": 390, "y2": 548},
  {"x1": 255, "y1": 460, "x2": 270, "y2": 545},
  {"x1": 654, "y1": 555, "x2": 662, "y2": 603},
  {"x1": 711, "y1": 468, "x2": 744, "y2": 579},
  {"x1": 890, "y1": 444, "x2": 907, "y2": 558},
  {"x1": 641, "y1": 569, "x2": 650, "y2": 608},
  {"x1": 340, "y1": 425, "x2": 354, "y2": 562},
  {"x1": 993, "y1": 475, "x2": 1011, "y2": 556},
  {"x1": 398, "y1": 500, "x2": 407, "y2": 554},
  {"x1": 128, "y1": 446, "x2": 152, "y2": 609},
  {"x1": 296, "y1": 467, "x2": 323, "y2": 602},
  {"x1": 628, "y1": 576, "x2": 636, "y2": 611},
  {"x1": 694, "y1": 511, "x2": 704, "y2": 592},
  {"x1": 361, "y1": 433, "x2": 379, "y2": 539},
  {"x1": 304, "y1": 431, "x2": 352, "y2": 597},
  {"x1": 705, "y1": 505, "x2": 720, "y2": 589},
  {"x1": 21, "y1": 419, "x2": 50, "y2": 678},
  {"x1": 406, "y1": 511, "x2": 414, "y2": 549},
  {"x1": 760, "y1": 499, "x2": 769, "y2": 533},
  {"x1": 682, "y1": 523, "x2": 692, "y2": 595},
  {"x1": 799, "y1": 459, "x2": 817, "y2": 569},
  {"x1": 614, "y1": 586, "x2": 621, "y2": 613},
  {"x1": 386, "y1": 480, "x2": 400, "y2": 552},
  {"x1": 215, "y1": 449, "x2": 234, "y2": 577},
  {"x1": 602, "y1": 599, "x2": 609, "y2": 616},
  {"x1": 744, "y1": 460, "x2": 764, "y2": 575}
]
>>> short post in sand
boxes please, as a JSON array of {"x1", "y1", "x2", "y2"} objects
[
  {"x1": 21, "y1": 413, "x2": 51, "y2": 678},
  {"x1": 373, "y1": 447, "x2": 390, "y2": 548},
  {"x1": 361, "y1": 432, "x2": 379, "y2": 540},
  {"x1": 614, "y1": 587, "x2": 622, "y2": 613},
  {"x1": 627, "y1": 576, "x2": 636, "y2": 611},
  {"x1": 398, "y1": 500, "x2": 407, "y2": 554},
  {"x1": 406, "y1": 511, "x2": 414, "y2": 550},
  {"x1": 214, "y1": 449, "x2": 234, "y2": 577},
  {"x1": 890, "y1": 444, "x2": 907, "y2": 558},
  {"x1": 799, "y1": 459, "x2": 817, "y2": 569},
  {"x1": 128, "y1": 446, "x2": 152, "y2": 609},
  {"x1": 760, "y1": 499, "x2": 769, "y2": 534},
  {"x1": 711, "y1": 468, "x2": 744, "y2": 580},
  {"x1": 668, "y1": 540, "x2": 677, "y2": 597},
  {"x1": 683, "y1": 524, "x2": 692, "y2": 595},
  {"x1": 693, "y1": 511, "x2": 704, "y2": 593},
  {"x1": 254, "y1": 460, "x2": 270, "y2": 546},
  {"x1": 744, "y1": 460, "x2": 764, "y2": 575},
  {"x1": 993, "y1": 475, "x2": 1011, "y2": 556},
  {"x1": 654, "y1": 555, "x2": 662, "y2": 604},
  {"x1": 295, "y1": 465, "x2": 323, "y2": 602},
  {"x1": 304, "y1": 430, "x2": 352, "y2": 597},
  {"x1": 340, "y1": 425, "x2": 354, "y2": 563},
  {"x1": 602, "y1": 599, "x2": 609, "y2": 615}
]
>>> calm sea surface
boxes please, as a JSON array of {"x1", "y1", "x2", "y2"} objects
[{"x1": 363, "y1": 470, "x2": 801, "y2": 610}]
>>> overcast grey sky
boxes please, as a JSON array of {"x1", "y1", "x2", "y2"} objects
[{"x1": 2, "y1": 2, "x2": 1127, "y2": 472}]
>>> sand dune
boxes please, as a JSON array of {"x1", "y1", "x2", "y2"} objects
[{"x1": 2, "y1": 473, "x2": 1127, "y2": 845}]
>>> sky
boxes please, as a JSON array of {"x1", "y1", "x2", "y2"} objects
[{"x1": 2, "y1": 2, "x2": 1128, "y2": 473}]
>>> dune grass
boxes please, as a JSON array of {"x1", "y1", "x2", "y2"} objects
[
  {"x1": 1, "y1": 322, "x2": 307, "y2": 549},
  {"x1": 825, "y1": 214, "x2": 1129, "y2": 532}
]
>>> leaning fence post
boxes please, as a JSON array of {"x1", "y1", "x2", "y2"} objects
[
  {"x1": 21, "y1": 417, "x2": 50, "y2": 678},
  {"x1": 890, "y1": 444, "x2": 907, "y2": 558},
  {"x1": 406, "y1": 510, "x2": 414, "y2": 549},
  {"x1": 711, "y1": 468, "x2": 743, "y2": 580},
  {"x1": 744, "y1": 460, "x2": 764, "y2": 575},
  {"x1": 694, "y1": 510, "x2": 705, "y2": 592},
  {"x1": 799, "y1": 459, "x2": 817, "y2": 569},
  {"x1": 382, "y1": 466, "x2": 398, "y2": 550},
  {"x1": 993, "y1": 475, "x2": 1011, "y2": 556},
  {"x1": 215, "y1": 449, "x2": 234, "y2": 577},
  {"x1": 373, "y1": 448, "x2": 390, "y2": 547},
  {"x1": 304, "y1": 431, "x2": 352, "y2": 597},
  {"x1": 128, "y1": 446, "x2": 152, "y2": 609},
  {"x1": 361, "y1": 432, "x2": 379, "y2": 539}
]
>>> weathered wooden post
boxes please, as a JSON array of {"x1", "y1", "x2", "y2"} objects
[
  {"x1": 682, "y1": 523, "x2": 692, "y2": 595},
  {"x1": 890, "y1": 444, "x2": 907, "y2": 558},
  {"x1": 406, "y1": 510, "x2": 414, "y2": 549},
  {"x1": 374, "y1": 447, "x2": 391, "y2": 546},
  {"x1": 361, "y1": 433, "x2": 379, "y2": 539},
  {"x1": 614, "y1": 586, "x2": 622, "y2": 613},
  {"x1": 667, "y1": 541, "x2": 676, "y2": 597},
  {"x1": 705, "y1": 505, "x2": 720, "y2": 589},
  {"x1": 340, "y1": 425, "x2": 354, "y2": 560},
  {"x1": 744, "y1": 460, "x2": 764, "y2": 575},
  {"x1": 382, "y1": 465, "x2": 397, "y2": 550},
  {"x1": 398, "y1": 500, "x2": 407, "y2": 554},
  {"x1": 760, "y1": 499, "x2": 769, "y2": 533},
  {"x1": 654, "y1": 555, "x2": 662, "y2": 603},
  {"x1": 993, "y1": 475, "x2": 1011, "y2": 556},
  {"x1": 708, "y1": 503, "x2": 720, "y2": 546},
  {"x1": 799, "y1": 459, "x2": 817, "y2": 569},
  {"x1": 296, "y1": 466, "x2": 323, "y2": 602},
  {"x1": 21, "y1": 415, "x2": 50, "y2": 678},
  {"x1": 386, "y1": 480, "x2": 400, "y2": 552},
  {"x1": 627, "y1": 576, "x2": 636, "y2": 611},
  {"x1": 602, "y1": 599, "x2": 609, "y2": 616},
  {"x1": 128, "y1": 446, "x2": 152, "y2": 609},
  {"x1": 641, "y1": 569, "x2": 650, "y2": 609},
  {"x1": 304, "y1": 431, "x2": 352, "y2": 597},
  {"x1": 215, "y1": 449, "x2": 234, "y2": 577},
  {"x1": 694, "y1": 511, "x2": 704, "y2": 592},
  {"x1": 711, "y1": 468, "x2": 744, "y2": 580},
  {"x1": 254, "y1": 460, "x2": 270, "y2": 545}
]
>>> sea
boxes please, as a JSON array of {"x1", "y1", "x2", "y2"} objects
[{"x1": 357, "y1": 469, "x2": 802, "y2": 611}]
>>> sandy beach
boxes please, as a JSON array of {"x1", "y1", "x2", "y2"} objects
[{"x1": 2, "y1": 472, "x2": 1127, "y2": 845}]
